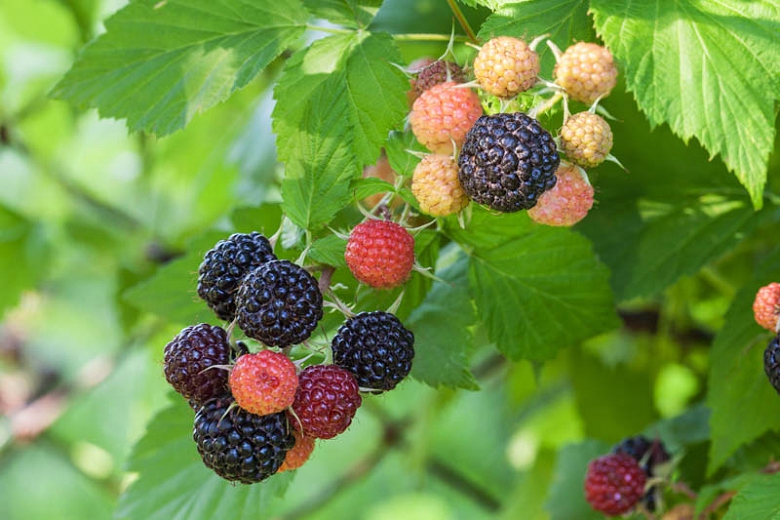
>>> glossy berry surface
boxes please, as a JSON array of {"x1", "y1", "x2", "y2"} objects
[
  {"x1": 345, "y1": 220, "x2": 415, "y2": 290},
  {"x1": 290, "y1": 364, "x2": 362, "y2": 439},
  {"x1": 412, "y1": 154, "x2": 469, "y2": 217},
  {"x1": 474, "y1": 36, "x2": 539, "y2": 98},
  {"x1": 764, "y1": 334, "x2": 780, "y2": 394},
  {"x1": 458, "y1": 112, "x2": 559, "y2": 212},
  {"x1": 560, "y1": 112, "x2": 613, "y2": 168},
  {"x1": 554, "y1": 42, "x2": 618, "y2": 104},
  {"x1": 229, "y1": 350, "x2": 298, "y2": 416},
  {"x1": 278, "y1": 430, "x2": 316, "y2": 472},
  {"x1": 163, "y1": 323, "x2": 231, "y2": 406},
  {"x1": 197, "y1": 232, "x2": 277, "y2": 321},
  {"x1": 528, "y1": 164, "x2": 594, "y2": 226},
  {"x1": 193, "y1": 397, "x2": 294, "y2": 484},
  {"x1": 753, "y1": 282, "x2": 780, "y2": 332},
  {"x1": 410, "y1": 81, "x2": 483, "y2": 155},
  {"x1": 331, "y1": 311, "x2": 415, "y2": 392},
  {"x1": 235, "y1": 260, "x2": 323, "y2": 347},
  {"x1": 584, "y1": 453, "x2": 647, "y2": 516}
]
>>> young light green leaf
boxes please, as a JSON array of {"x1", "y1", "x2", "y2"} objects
[
  {"x1": 407, "y1": 254, "x2": 479, "y2": 390},
  {"x1": 115, "y1": 402, "x2": 293, "y2": 520},
  {"x1": 52, "y1": 0, "x2": 309, "y2": 135},
  {"x1": 446, "y1": 208, "x2": 620, "y2": 361},
  {"x1": 721, "y1": 473, "x2": 780, "y2": 520},
  {"x1": 478, "y1": 0, "x2": 594, "y2": 75},
  {"x1": 303, "y1": 0, "x2": 383, "y2": 28},
  {"x1": 274, "y1": 32, "x2": 408, "y2": 230},
  {"x1": 590, "y1": 0, "x2": 780, "y2": 208},
  {"x1": 707, "y1": 248, "x2": 780, "y2": 475}
]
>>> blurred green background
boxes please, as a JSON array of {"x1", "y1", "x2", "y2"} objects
[{"x1": 0, "y1": 1, "x2": 778, "y2": 519}]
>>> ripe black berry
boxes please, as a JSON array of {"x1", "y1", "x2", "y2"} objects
[
  {"x1": 197, "y1": 232, "x2": 277, "y2": 321},
  {"x1": 611, "y1": 435, "x2": 671, "y2": 513},
  {"x1": 193, "y1": 397, "x2": 295, "y2": 484},
  {"x1": 331, "y1": 311, "x2": 414, "y2": 392},
  {"x1": 235, "y1": 260, "x2": 323, "y2": 347},
  {"x1": 765, "y1": 334, "x2": 780, "y2": 393},
  {"x1": 458, "y1": 112, "x2": 559, "y2": 212},
  {"x1": 164, "y1": 324, "x2": 231, "y2": 406}
]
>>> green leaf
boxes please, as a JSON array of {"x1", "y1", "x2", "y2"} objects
[
  {"x1": 590, "y1": 0, "x2": 780, "y2": 208},
  {"x1": 478, "y1": 0, "x2": 594, "y2": 75},
  {"x1": 707, "y1": 248, "x2": 780, "y2": 475},
  {"x1": 349, "y1": 177, "x2": 397, "y2": 202},
  {"x1": 0, "y1": 205, "x2": 46, "y2": 318},
  {"x1": 51, "y1": 0, "x2": 308, "y2": 135},
  {"x1": 569, "y1": 348, "x2": 657, "y2": 442},
  {"x1": 446, "y1": 208, "x2": 619, "y2": 361},
  {"x1": 545, "y1": 440, "x2": 610, "y2": 520},
  {"x1": 308, "y1": 234, "x2": 347, "y2": 267},
  {"x1": 123, "y1": 232, "x2": 226, "y2": 325},
  {"x1": 303, "y1": 0, "x2": 383, "y2": 28},
  {"x1": 722, "y1": 473, "x2": 780, "y2": 520},
  {"x1": 385, "y1": 130, "x2": 424, "y2": 178},
  {"x1": 274, "y1": 32, "x2": 409, "y2": 230},
  {"x1": 115, "y1": 402, "x2": 293, "y2": 520},
  {"x1": 407, "y1": 254, "x2": 478, "y2": 390}
]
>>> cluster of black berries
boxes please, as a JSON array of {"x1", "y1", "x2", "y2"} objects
[{"x1": 162, "y1": 232, "x2": 416, "y2": 484}]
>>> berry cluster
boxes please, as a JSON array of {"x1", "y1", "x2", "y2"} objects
[
  {"x1": 390, "y1": 36, "x2": 619, "y2": 226},
  {"x1": 162, "y1": 231, "x2": 416, "y2": 483},
  {"x1": 585, "y1": 436, "x2": 671, "y2": 516}
]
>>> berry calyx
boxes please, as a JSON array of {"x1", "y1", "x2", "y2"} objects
[
  {"x1": 278, "y1": 430, "x2": 316, "y2": 473},
  {"x1": 193, "y1": 397, "x2": 294, "y2": 484},
  {"x1": 345, "y1": 220, "x2": 415, "y2": 290},
  {"x1": 528, "y1": 164, "x2": 594, "y2": 226},
  {"x1": 291, "y1": 364, "x2": 362, "y2": 439},
  {"x1": 331, "y1": 311, "x2": 415, "y2": 393},
  {"x1": 409, "y1": 81, "x2": 483, "y2": 155},
  {"x1": 458, "y1": 112, "x2": 559, "y2": 212},
  {"x1": 412, "y1": 154, "x2": 469, "y2": 217},
  {"x1": 764, "y1": 334, "x2": 780, "y2": 394},
  {"x1": 235, "y1": 260, "x2": 323, "y2": 347},
  {"x1": 559, "y1": 112, "x2": 613, "y2": 168},
  {"x1": 584, "y1": 453, "x2": 647, "y2": 516},
  {"x1": 197, "y1": 232, "x2": 277, "y2": 321},
  {"x1": 414, "y1": 60, "x2": 465, "y2": 97},
  {"x1": 753, "y1": 282, "x2": 780, "y2": 332},
  {"x1": 229, "y1": 350, "x2": 298, "y2": 416},
  {"x1": 163, "y1": 323, "x2": 231, "y2": 406},
  {"x1": 474, "y1": 36, "x2": 540, "y2": 98},
  {"x1": 554, "y1": 42, "x2": 618, "y2": 104}
]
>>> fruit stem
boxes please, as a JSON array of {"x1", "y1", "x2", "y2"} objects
[
  {"x1": 445, "y1": 0, "x2": 478, "y2": 44},
  {"x1": 305, "y1": 24, "x2": 470, "y2": 43}
]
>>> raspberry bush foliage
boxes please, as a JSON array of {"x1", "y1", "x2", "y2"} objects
[{"x1": 1, "y1": 1, "x2": 780, "y2": 519}]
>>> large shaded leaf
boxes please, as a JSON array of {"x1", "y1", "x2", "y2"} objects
[
  {"x1": 722, "y1": 473, "x2": 780, "y2": 520},
  {"x1": 407, "y1": 254, "x2": 478, "y2": 390},
  {"x1": 590, "y1": 0, "x2": 780, "y2": 207},
  {"x1": 445, "y1": 208, "x2": 619, "y2": 361},
  {"x1": 52, "y1": 0, "x2": 309, "y2": 135}
]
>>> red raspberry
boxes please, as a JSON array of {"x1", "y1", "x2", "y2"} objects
[
  {"x1": 554, "y1": 42, "x2": 618, "y2": 104},
  {"x1": 412, "y1": 154, "x2": 469, "y2": 217},
  {"x1": 409, "y1": 81, "x2": 483, "y2": 154},
  {"x1": 585, "y1": 453, "x2": 647, "y2": 516},
  {"x1": 754, "y1": 283, "x2": 780, "y2": 332},
  {"x1": 474, "y1": 36, "x2": 540, "y2": 98},
  {"x1": 229, "y1": 350, "x2": 298, "y2": 416},
  {"x1": 278, "y1": 430, "x2": 316, "y2": 472},
  {"x1": 559, "y1": 112, "x2": 613, "y2": 168},
  {"x1": 290, "y1": 364, "x2": 362, "y2": 439},
  {"x1": 345, "y1": 220, "x2": 415, "y2": 289},
  {"x1": 528, "y1": 164, "x2": 594, "y2": 226}
]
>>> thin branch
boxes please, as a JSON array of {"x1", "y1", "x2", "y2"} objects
[{"x1": 446, "y1": 0, "x2": 478, "y2": 44}]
